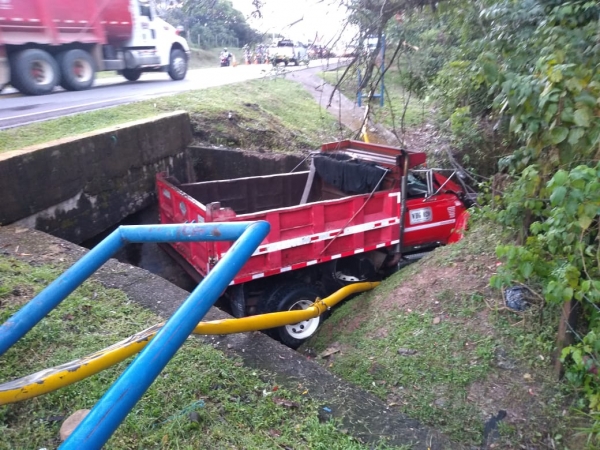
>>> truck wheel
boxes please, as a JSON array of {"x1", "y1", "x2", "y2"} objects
[
  {"x1": 168, "y1": 48, "x2": 187, "y2": 81},
  {"x1": 57, "y1": 49, "x2": 95, "y2": 91},
  {"x1": 9, "y1": 49, "x2": 59, "y2": 95},
  {"x1": 262, "y1": 283, "x2": 324, "y2": 349},
  {"x1": 122, "y1": 69, "x2": 142, "y2": 81}
]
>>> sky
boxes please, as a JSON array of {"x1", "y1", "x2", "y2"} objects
[{"x1": 229, "y1": 0, "x2": 354, "y2": 44}]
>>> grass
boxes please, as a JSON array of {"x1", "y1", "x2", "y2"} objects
[
  {"x1": 307, "y1": 218, "x2": 585, "y2": 448},
  {"x1": 320, "y1": 67, "x2": 427, "y2": 130},
  {"x1": 0, "y1": 76, "x2": 341, "y2": 154},
  {"x1": 0, "y1": 255, "x2": 399, "y2": 449}
]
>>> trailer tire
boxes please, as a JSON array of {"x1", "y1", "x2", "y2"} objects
[
  {"x1": 168, "y1": 48, "x2": 187, "y2": 81},
  {"x1": 261, "y1": 283, "x2": 325, "y2": 349},
  {"x1": 9, "y1": 49, "x2": 59, "y2": 96},
  {"x1": 122, "y1": 69, "x2": 142, "y2": 81},
  {"x1": 57, "y1": 49, "x2": 95, "y2": 91}
]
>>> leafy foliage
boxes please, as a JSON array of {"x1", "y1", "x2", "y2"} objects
[
  {"x1": 347, "y1": 0, "x2": 600, "y2": 432},
  {"x1": 164, "y1": 0, "x2": 260, "y2": 48}
]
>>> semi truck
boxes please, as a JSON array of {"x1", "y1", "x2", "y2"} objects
[
  {"x1": 0, "y1": 0, "x2": 190, "y2": 95},
  {"x1": 157, "y1": 140, "x2": 470, "y2": 348}
]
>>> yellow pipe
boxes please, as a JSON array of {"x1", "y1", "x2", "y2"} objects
[
  {"x1": 362, "y1": 129, "x2": 370, "y2": 143},
  {"x1": 0, "y1": 282, "x2": 378, "y2": 405}
]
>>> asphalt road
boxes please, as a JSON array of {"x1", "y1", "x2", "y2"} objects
[{"x1": 0, "y1": 59, "x2": 341, "y2": 130}]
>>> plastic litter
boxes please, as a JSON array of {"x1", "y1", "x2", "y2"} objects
[{"x1": 504, "y1": 286, "x2": 530, "y2": 311}]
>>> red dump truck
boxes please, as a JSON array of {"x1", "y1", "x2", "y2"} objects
[
  {"x1": 157, "y1": 141, "x2": 470, "y2": 347},
  {"x1": 0, "y1": 0, "x2": 190, "y2": 95}
]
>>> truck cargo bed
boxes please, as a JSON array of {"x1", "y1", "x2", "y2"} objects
[
  {"x1": 157, "y1": 140, "x2": 467, "y2": 287},
  {"x1": 157, "y1": 169, "x2": 401, "y2": 285}
]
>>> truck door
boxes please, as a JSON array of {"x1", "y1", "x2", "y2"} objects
[{"x1": 402, "y1": 170, "x2": 465, "y2": 249}]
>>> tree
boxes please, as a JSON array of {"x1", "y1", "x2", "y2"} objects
[{"x1": 180, "y1": 0, "x2": 260, "y2": 48}]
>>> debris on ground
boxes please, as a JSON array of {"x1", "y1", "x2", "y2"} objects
[
  {"x1": 59, "y1": 409, "x2": 90, "y2": 441},
  {"x1": 504, "y1": 286, "x2": 530, "y2": 312}
]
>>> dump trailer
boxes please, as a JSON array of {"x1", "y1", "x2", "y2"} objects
[
  {"x1": 0, "y1": 0, "x2": 190, "y2": 95},
  {"x1": 157, "y1": 140, "x2": 470, "y2": 348}
]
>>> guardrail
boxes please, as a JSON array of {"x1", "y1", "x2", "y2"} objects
[{"x1": 0, "y1": 222, "x2": 270, "y2": 449}]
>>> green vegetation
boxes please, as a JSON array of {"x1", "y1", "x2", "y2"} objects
[
  {"x1": 159, "y1": 0, "x2": 260, "y2": 50},
  {"x1": 337, "y1": 0, "x2": 600, "y2": 444},
  {"x1": 2, "y1": 0, "x2": 598, "y2": 444},
  {"x1": 0, "y1": 256, "x2": 386, "y2": 449},
  {"x1": 309, "y1": 219, "x2": 579, "y2": 447},
  {"x1": 320, "y1": 69, "x2": 427, "y2": 131},
  {"x1": 0, "y1": 78, "x2": 341, "y2": 154}
]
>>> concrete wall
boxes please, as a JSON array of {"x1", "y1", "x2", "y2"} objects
[
  {"x1": 0, "y1": 111, "x2": 192, "y2": 243},
  {"x1": 188, "y1": 146, "x2": 306, "y2": 182}
]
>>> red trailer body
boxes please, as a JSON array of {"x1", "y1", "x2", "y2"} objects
[
  {"x1": 157, "y1": 140, "x2": 469, "y2": 347},
  {"x1": 0, "y1": 0, "x2": 132, "y2": 46},
  {"x1": 0, "y1": 0, "x2": 190, "y2": 95}
]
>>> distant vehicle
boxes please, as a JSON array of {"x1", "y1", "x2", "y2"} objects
[
  {"x1": 220, "y1": 48, "x2": 233, "y2": 67},
  {"x1": 270, "y1": 39, "x2": 307, "y2": 66},
  {"x1": 0, "y1": 0, "x2": 190, "y2": 95},
  {"x1": 308, "y1": 45, "x2": 332, "y2": 59}
]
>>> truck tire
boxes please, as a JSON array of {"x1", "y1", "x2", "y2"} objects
[
  {"x1": 57, "y1": 49, "x2": 95, "y2": 91},
  {"x1": 261, "y1": 282, "x2": 325, "y2": 349},
  {"x1": 122, "y1": 69, "x2": 142, "y2": 81},
  {"x1": 168, "y1": 48, "x2": 187, "y2": 81},
  {"x1": 9, "y1": 49, "x2": 59, "y2": 95}
]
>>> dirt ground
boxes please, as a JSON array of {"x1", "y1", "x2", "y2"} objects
[{"x1": 283, "y1": 66, "x2": 400, "y2": 145}]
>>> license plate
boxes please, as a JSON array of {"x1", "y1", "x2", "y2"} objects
[{"x1": 409, "y1": 207, "x2": 432, "y2": 225}]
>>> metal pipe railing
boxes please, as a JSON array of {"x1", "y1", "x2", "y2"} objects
[
  {"x1": 54, "y1": 222, "x2": 269, "y2": 450},
  {"x1": 0, "y1": 223, "x2": 261, "y2": 356},
  {"x1": 0, "y1": 222, "x2": 269, "y2": 448},
  {"x1": 60, "y1": 221, "x2": 269, "y2": 449},
  {"x1": 0, "y1": 282, "x2": 380, "y2": 405}
]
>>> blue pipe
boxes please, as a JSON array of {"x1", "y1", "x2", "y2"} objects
[
  {"x1": 61, "y1": 220, "x2": 269, "y2": 449},
  {"x1": 0, "y1": 223, "x2": 260, "y2": 356}
]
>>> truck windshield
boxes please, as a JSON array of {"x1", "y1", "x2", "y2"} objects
[
  {"x1": 139, "y1": 0, "x2": 153, "y2": 19},
  {"x1": 278, "y1": 41, "x2": 294, "y2": 47}
]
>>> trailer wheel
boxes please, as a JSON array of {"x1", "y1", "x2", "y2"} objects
[
  {"x1": 9, "y1": 49, "x2": 59, "y2": 95},
  {"x1": 168, "y1": 49, "x2": 187, "y2": 81},
  {"x1": 262, "y1": 283, "x2": 324, "y2": 349},
  {"x1": 122, "y1": 69, "x2": 142, "y2": 81},
  {"x1": 57, "y1": 49, "x2": 95, "y2": 91}
]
